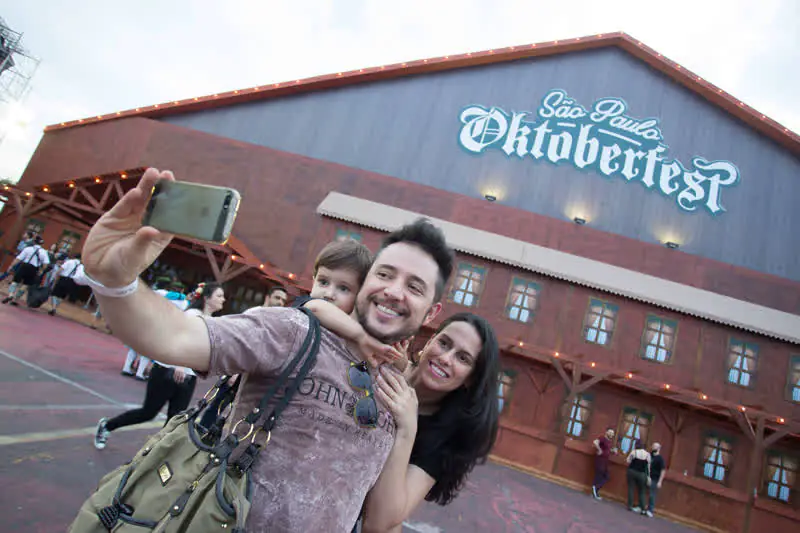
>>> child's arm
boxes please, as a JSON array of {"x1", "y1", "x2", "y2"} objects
[{"x1": 302, "y1": 299, "x2": 407, "y2": 370}]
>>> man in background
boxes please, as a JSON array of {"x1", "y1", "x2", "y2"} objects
[
  {"x1": 592, "y1": 427, "x2": 618, "y2": 500},
  {"x1": 263, "y1": 285, "x2": 288, "y2": 307},
  {"x1": 646, "y1": 442, "x2": 667, "y2": 517}
]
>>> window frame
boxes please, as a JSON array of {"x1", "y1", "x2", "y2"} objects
[
  {"x1": 56, "y1": 229, "x2": 82, "y2": 255},
  {"x1": 25, "y1": 218, "x2": 46, "y2": 236},
  {"x1": 504, "y1": 277, "x2": 541, "y2": 325},
  {"x1": 697, "y1": 432, "x2": 735, "y2": 486},
  {"x1": 763, "y1": 451, "x2": 798, "y2": 504},
  {"x1": 616, "y1": 406, "x2": 655, "y2": 455},
  {"x1": 582, "y1": 297, "x2": 620, "y2": 348},
  {"x1": 640, "y1": 314, "x2": 679, "y2": 365},
  {"x1": 564, "y1": 393, "x2": 594, "y2": 439},
  {"x1": 786, "y1": 355, "x2": 800, "y2": 404},
  {"x1": 335, "y1": 228, "x2": 362, "y2": 242},
  {"x1": 724, "y1": 337, "x2": 759, "y2": 390},
  {"x1": 497, "y1": 369, "x2": 518, "y2": 417},
  {"x1": 448, "y1": 262, "x2": 488, "y2": 309}
]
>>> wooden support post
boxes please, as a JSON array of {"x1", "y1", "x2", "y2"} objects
[
  {"x1": 77, "y1": 187, "x2": 102, "y2": 209},
  {"x1": 99, "y1": 181, "x2": 116, "y2": 209},
  {"x1": 204, "y1": 246, "x2": 222, "y2": 282},
  {"x1": 221, "y1": 264, "x2": 251, "y2": 283}
]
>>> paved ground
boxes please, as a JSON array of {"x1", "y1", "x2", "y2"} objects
[{"x1": 0, "y1": 301, "x2": 700, "y2": 532}]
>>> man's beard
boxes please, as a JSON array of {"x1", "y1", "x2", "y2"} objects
[{"x1": 355, "y1": 297, "x2": 420, "y2": 344}]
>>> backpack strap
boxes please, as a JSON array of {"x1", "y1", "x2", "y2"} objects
[
  {"x1": 243, "y1": 307, "x2": 321, "y2": 426},
  {"x1": 231, "y1": 308, "x2": 321, "y2": 474}
]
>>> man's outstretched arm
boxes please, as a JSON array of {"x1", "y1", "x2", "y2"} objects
[{"x1": 82, "y1": 168, "x2": 211, "y2": 371}]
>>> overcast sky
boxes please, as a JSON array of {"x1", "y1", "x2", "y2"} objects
[{"x1": 0, "y1": 0, "x2": 797, "y2": 182}]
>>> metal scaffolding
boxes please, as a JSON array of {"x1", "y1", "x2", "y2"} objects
[{"x1": 0, "y1": 16, "x2": 38, "y2": 104}]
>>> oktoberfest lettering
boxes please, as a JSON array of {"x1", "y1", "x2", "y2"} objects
[{"x1": 458, "y1": 89, "x2": 740, "y2": 215}]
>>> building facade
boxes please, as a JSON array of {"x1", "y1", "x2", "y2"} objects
[{"x1": 1, "y1": 33, "x2": 799, "y2": 532}]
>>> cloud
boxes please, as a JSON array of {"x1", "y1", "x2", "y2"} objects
[{"x1": 0, "y1": 0, "x2": 796, "y2": 182}]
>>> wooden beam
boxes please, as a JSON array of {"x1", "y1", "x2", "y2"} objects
[
  {"x1": 69, "y1": 187, "x2": 78, "y2": 202},
  {"x1": 99, "y1": 181, "x2": 116, "y2": 209},
  {"x1": 113, "y1": 181, "x2": 125, "y2": 202},
  {"x1": 77, "y1": 186, "x2": 102, "y2": 209},
  {"x1": 574, "y1": 372, "x2": 609, "y2": 394},
  {"x1": 221, "y1": 264, "x2": 251, "y2": 283},
  {"x1": 26, "y1": 199, "x2": 56, "y2": 217},
  {"x1": 551, "y1": 357, "x2": 572, "y2": 391},
  {"x1": 730, "y1": 409, "x2": 756, "y2": 441},
  {"x1": 220, "y1": 255, "x2": 232, "y2": 278},
  {"x1": 204, "y1": 246, "x2": 222, "y2": 282},
  {"x1": 33, "y1": 191, "x2": 105, "y2": 215},
  {"x1": 763, "y1": 428, "x2": 790, "y2": 448},
  {"x1": 742, "y1": 415, "x2": 766, "y2": 533}
]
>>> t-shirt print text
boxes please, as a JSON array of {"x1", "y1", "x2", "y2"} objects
[{"x1": 296, "y1": 375, "x2": 395, "y2": 449}]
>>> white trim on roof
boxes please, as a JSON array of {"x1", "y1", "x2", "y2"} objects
[{"x1": 317, "y1": 192, "x2": 800, "y2": 345}]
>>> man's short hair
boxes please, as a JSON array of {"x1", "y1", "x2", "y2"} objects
[
  {"x1": 313, "y1": 239, "x2": 373, "y2": 286},
  {"x1": 268, "y1": 285, "x2": 287, "y2": 296},
  {"x1": 378, "y1": 218, "x2": 454, "y2": 301}
]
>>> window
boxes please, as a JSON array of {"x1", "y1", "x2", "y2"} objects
[
  {"x1": 727, "y1": 339, "x2": 758, "y2": 387},
  {"x1": 56, "y1": 230, "x2": 81, "y2": 254},
  {"x1": 449, "y1": 263, "x2": 486, "y2": 308},
  {"x1": 565, "y1": 394, "x2": 593, "y2": 438},
  {"x1": 505, "y1": 278, "x2": 540, "y2": 323},
  {"x1": 335, "y1": 229, "x2": 362, "y2": 242},
  {"x1": 787, "y1": 356, "x2": 800, "y2": 403},
  {"x1": 765, "y1": 453, "x2": 797, "y2": 503},
  {"x1": 641, "y1": 316, "x2": 677, "y2": 363},
  {"x1": 618, "y1": 408, "x2": 653, "y2": 454},
  {"x1": 583, "y1": 299, "x2": 619, "y2": 345},
  {"x1": 497, "y1": 370, "x2": 517, "y2": 415},
  {"x1": 700, "y1": 435, "x2": 733, "y2": 483}
]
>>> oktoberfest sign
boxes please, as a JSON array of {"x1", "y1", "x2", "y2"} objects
[{"x1": 458, "y1": 89, "x2": 740, "y2": 216}]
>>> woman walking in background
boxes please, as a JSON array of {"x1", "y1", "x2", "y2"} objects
[
  {"x1": 93, "y1": 282, "x2": 226, "y2": 450},
  {"x1": 626, "y1": 439, "x2": 651, "y2": 515}
]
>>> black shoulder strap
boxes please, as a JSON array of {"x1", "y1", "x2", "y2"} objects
[
  {"x1": 67, "y1": 261, "x2": 80, "y2": 278},
  {"x1": 243, "y1": 307, "x2": 321, "y2": 427}
]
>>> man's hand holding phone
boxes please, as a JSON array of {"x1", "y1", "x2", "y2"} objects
[{"x1": 82, "y1": 168, "x2": 176, "y2": 288}]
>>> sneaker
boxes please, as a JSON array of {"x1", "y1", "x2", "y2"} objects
[
  {"x1": 631, "y1": 507, "x2": 641, "y2": 513},
  {"x1": 48, "y1": 309, "x2": 56, "y2": 316},
  {"x1": 121, "y1": 370, "x2": 134, "y2": 377},
  {"x1": 645, "y1": 510, "x2": 653, "y2": 518},
  {"x1": 94, "y1": 418, "x2": 109, "y2": 449},
  {"x1": 1, "y1": 297, "x2": 10, "y2": 304},
  {"x1": 591, "y1": 486, "x2": 602, "y2": 500}
]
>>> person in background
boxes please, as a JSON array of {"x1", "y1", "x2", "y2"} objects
[
  {"x1": 16, "y1": 231, "x2": 34, "y2": 253},
  {"x1": 591, "y1": 428, "x2": 618, "y2": 500},
  {"x1": 263, "y1": 284, "x2": 288, "y2": 307},
  {"x1": 3, "y1": 235, "x2": 49, "y2": 306},
  {"x1": 48, "y1": 253, "x2": 84, "y2": 316},
  {"x1": 646, "y1": 442, "x2": 666, "y2": 518},
  {"x1": 626, "y1": 439, "x2": 651, "y2": 514},
  {"x1": 94, "y1": 282, "x2": 226, "y2": 450}
]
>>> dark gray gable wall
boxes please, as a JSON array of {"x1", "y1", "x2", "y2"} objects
[{"x1": 161, "y1": 47, "x2": 800, "y2": 282}]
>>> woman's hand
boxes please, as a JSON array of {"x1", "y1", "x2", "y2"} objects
[
  {"x1": 356, "y1": 332, "x2": 404, "y2": 368},
  {"x1": 172, "y1": 368, "x2": 186, "y2": 384},
  {"x1": 81, "y1": 168, "x2": 176, "y2": 287},
  {"x1": 375, "y1": 366, "x2": 418, "y2": 437}
]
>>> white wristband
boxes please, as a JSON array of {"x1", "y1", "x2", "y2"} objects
[{"x1": 83, "y1": 272, "x2": 140, "y2": 298}]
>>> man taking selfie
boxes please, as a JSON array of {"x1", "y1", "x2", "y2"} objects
[{"x1": 79, "y1": 168, "x2": 454, "y2": 532}]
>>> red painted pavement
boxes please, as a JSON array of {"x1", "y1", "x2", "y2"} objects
[{"x1": 0, "y1": 303, "x2": 699, "y2": 532}]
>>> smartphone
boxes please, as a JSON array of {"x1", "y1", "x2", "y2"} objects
[{"x1": 142, "y1": 180, "x2": 241, "y2": 244}]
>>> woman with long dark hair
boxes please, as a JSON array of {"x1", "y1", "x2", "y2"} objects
[
  {"x1": 361, "y1": 312, "x2": 501, "y2": 532},
  {"x1": 93, "y1": 282, "x2": 225, "y2": 450}
]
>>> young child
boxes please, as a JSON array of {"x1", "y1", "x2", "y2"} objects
[{"x1": 299, "y1": 239, "x2": 408, "y2": 370}]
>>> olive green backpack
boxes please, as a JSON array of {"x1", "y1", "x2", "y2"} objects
[{"x1": 69, "y1": 308, "x2": 321, "y2": 532}]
